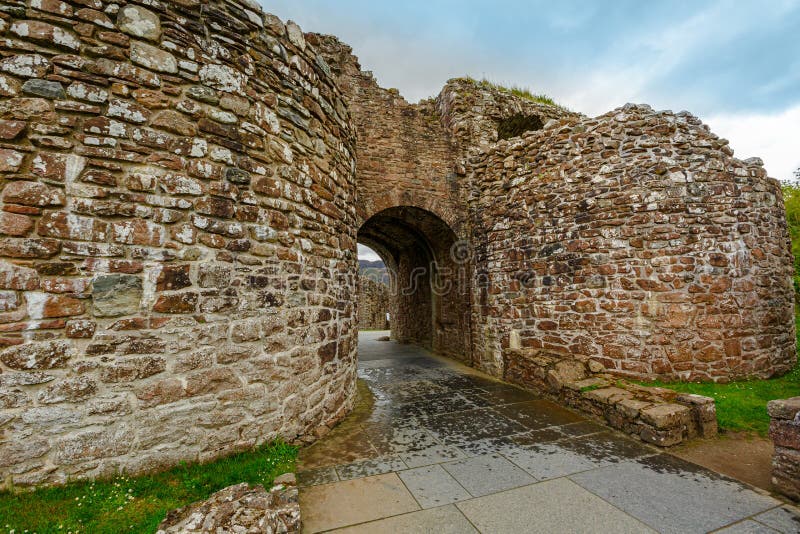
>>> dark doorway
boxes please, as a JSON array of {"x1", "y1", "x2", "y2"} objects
[{"x1": 357, "y1": 206, "x2": 472, "y2": 363}]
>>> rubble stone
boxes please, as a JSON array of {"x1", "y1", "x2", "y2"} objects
[
  {"x1": 157, "y1": 479, "x2": 300, "y2": 533},
  {"x1": 117, "y1": 5, "x2": 161, "y2": 41},
  {"x1": 21, "y1": 79, "x2": 65, "y2": 99}
]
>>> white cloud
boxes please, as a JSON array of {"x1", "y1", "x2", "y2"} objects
[
  {"x1": 703, "y1": 104, "x2": 800, "y2": 182},
  {"x1": 358, "y1": 244, "x2": 382, "y2": 262},
  {"x1": 263, "y1": 0, "x2": 799, "y2": 182}
]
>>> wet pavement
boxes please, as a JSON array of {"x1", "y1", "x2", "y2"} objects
[{"x1": 298, "y1": 331, "x2": 800, "y2": 533}]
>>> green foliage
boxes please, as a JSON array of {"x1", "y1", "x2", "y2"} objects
[
  {"x1": 782, "y1": 179, "x2": 800, "y2": 295},
  {"x1": 461, "y1": 76, "x2": 563, "y2": 108},
  {"x1": 0, "y1": 440, "x2": 297, "y2": 534},
  {"x1": 646, "y1": 315, "x2": 800, "y2": 436}
]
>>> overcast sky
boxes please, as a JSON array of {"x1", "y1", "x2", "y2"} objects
[{"x1": 260, "y1": 0, "x2": 800, "y2": 261}]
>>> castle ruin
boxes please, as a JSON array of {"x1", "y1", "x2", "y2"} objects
[{"x1": 0, "y1": 0, "x2": 794, "y2": 487}]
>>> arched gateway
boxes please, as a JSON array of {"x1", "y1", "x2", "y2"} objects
[
  {"x1": 359, "y1": 206, "x2": 471, "y2": 363},
  {"x1": 0, "y1": 2, "x2": 793, "y2": 487}
]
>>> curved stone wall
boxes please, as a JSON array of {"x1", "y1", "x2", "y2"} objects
[
  {"x1": 0, "y1": 1, "x2": 357, "y2": 487},
  {"x1": 471, "y1": 104, "x2": 796, "y2": 381}
]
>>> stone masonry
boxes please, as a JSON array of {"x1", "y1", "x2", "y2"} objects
[
  {"x1": 469, "y1": 105, "x2": 796, "y2": 381},
  {"x1": 0, "y1": 1, "x2": 358, "y2": 487},
  {"x1": 769, "y1": 397, "x2": 800, "y2": 501},
  {"x1": 0, "y1": 1, "x2": 795, "y2": 487},
  {"x1": 357, "y1": 275, "x2": 389, "y2": 330}
]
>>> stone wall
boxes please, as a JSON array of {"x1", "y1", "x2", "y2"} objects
[
  {"x1": 0, "y1": 0, "x2": 795, "y2": 489},
  {"x1": 0, "y1": 1, "x2": 358, "y2": 487},
  {"x1": 311, "y1": 37, "x2": 483, "y2": 362},
  {"x1": 309, "y1": 35, "x2": 465, "y2": 234},
  {"x1": 357, "y1": 275, "x2": 389, "y2": 330},
  {"x1": 769, "y1": 397, "x2": 800, "y2": 501},
  {"x1": 469, "y1": 104, "x2": 796, "y2": 381},
  {"x1": 504, "y1": 348, "x2": 717, "y2": 447}
]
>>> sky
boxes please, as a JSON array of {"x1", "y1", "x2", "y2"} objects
[{"x1": 260, "y1": 1, "x2": 800, "y2": 262}]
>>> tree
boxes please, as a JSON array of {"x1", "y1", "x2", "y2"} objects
[{"x1": 782, "y1": 179, "x2": 800, "y2": 295}]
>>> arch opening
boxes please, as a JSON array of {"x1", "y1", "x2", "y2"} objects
[
  {"x1": 357, "y1": 244, "x2": 392, "y2": 330},
  {"x1": 357, "y1": 206, "x2": 473, "y2": 363}
]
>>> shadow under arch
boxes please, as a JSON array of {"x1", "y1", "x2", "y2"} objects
[{"x1": 357, "y1": 206, "x2": 473, "y2": 363}]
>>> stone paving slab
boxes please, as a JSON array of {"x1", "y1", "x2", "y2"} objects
[
  {"x1": 400, "y1": 444, "x2": 468, "y2": 469},
  {"x1": 329, "y1": 504, "x2": 479, "y2": 533},
  {"x1": 298, "y1": 333, "x2": 800, "y2": 533},
  {"x1": 497, "y1": 441, "x2": 600, "y2": 480},
  {"x1": 441, "y1": 453, "x2": 536, "y2": 497},
  {"x1": 716, "y1": 520, "x2": 783, "y2": 533},
  {"x1": 421, "y1": 407, "x2": 529, "y2": 445},
  {"x1": 335, "y1": 455, "x2": 408, "y2": 481},
  {"x1": 299, "y1": 473, "x2": 419, "y2": 533},
  {"x1": 456, "y1": 478, "x2": 657, "y2": 534},
  {"x1": 751, "y1": 505, "x2": 800, "y2": 533},
  {"x1": 462, "y1": 384, "x2": 540, "y2": 406},
  {"x1": 298, "y1": 466, "x2": 339, "y2": 487},
  {"x1": 568, "y1": 454, "x2": 782, "y2": 534},
  {"x1": 490, "y1": 399, "x2": 586, "y2": 430},
  {"x1": 397, "y1": 464, "x2": 472, "y2": 509},
  {"x1": 362, "y1": 424, "x2": 440, "y2": 455}
]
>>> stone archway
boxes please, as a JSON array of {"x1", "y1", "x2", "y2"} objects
[{"x1": 358, "y1": 206, "x2": 472, "y2": 363}]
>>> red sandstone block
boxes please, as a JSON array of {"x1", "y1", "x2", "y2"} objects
[
  {"x1": 31, "y1": 152, "x2": 77, "y2": 183},
  {"x1": 0, "y1": 319, "x2": 66, "y2": 332},
  {"x1": 38, "y1": 211, "x2": 109, "y2": 242},
  {"x1": 40, "y1": 277, "x2": 91, "y2": 294},
  {"x1": 0, "y1": 120, "x2": 26, "y2": 140},
  {"x1": 111, "y1": 219, "x2": 165, "y2": 246},
  {"x1": 0, "y1": 212, "x2": 33, "y2": 236},
  {"x1": 0, "y1": 238, "x2": 60, "y2": 258},
  {"x1": 0, "y1": 149, "x2": 24, "y2": 173},
  {"x1": 65, "y1": 319, "x2": 96, "y2": 338},
  {"x1": 155, "y1": 265, "x2": 191, "y2": 291},
  {"x1": 198, "y1": 233, "x2": 226, "y2": 249},
  {"x1": 30, "y1": 293, "x2": 85, "y2": 318},
  {"x1": 771, "y1": 419, "x2": 800, "y2": 450},
  {"x1": 153, "y1": 292, "x2": 198, "y2": 314}
]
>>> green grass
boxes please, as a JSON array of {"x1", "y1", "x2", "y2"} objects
[
  {"x1": 0, "y1": 440, "x2": 297, "y2": 534},
  {"x1": 644, "y1": 315, "x2": 800, "y2": 436},
  {"x1": 461, "y1": 76, "x2": 562, "y2": 107}
]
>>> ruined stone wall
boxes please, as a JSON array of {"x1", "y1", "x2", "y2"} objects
[
  {"x1": 357, "y1": 276, "x2": 389, "y2": 330},
  {"x1": 470, "y1": 104, "x2": 796, "y2": 381},
  {"x1": 437, "y1": 78, "x2": 580, "y2": 150},
  {"x1": 769, "y1": 397, "x2": 800, "y2": 501},
  {"x1": 0, "y1": 1, "x2": 358, "y2": 487},
  {"x1": 0, "y1": 0, "x2": 794, "y2": 489},
  {"x1": 311, "y1": 36, "x2": 476, "y2": 361},
  {"x1": 309, "y1": 35, "x2": 465, "y2": 234}
]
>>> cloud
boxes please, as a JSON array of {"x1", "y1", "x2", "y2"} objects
[
  {"x1": 261, "y1": 0, "x2": 799, "y2": 181},
  {"x1": 358, "y1": 244, "x2": 382, "y2": 262},
  {"x1": 703, "y1": 104, "x2": 800, "y2": 182}
]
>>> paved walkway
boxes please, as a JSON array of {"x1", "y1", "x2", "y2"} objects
[{"x1": 297, "y1": 331, "x2": 800, "y2": 533}]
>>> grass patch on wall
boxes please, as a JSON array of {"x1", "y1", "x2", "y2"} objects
[
  {"x1": 461, "y1": 76, "x2": 562, "y2": 107},
  {"x1": 0, "y1": 440, "x2": 297, "y2": 534},
  {"x1": 645, "y1": 315, "x2": 800, "y2": 436}
]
